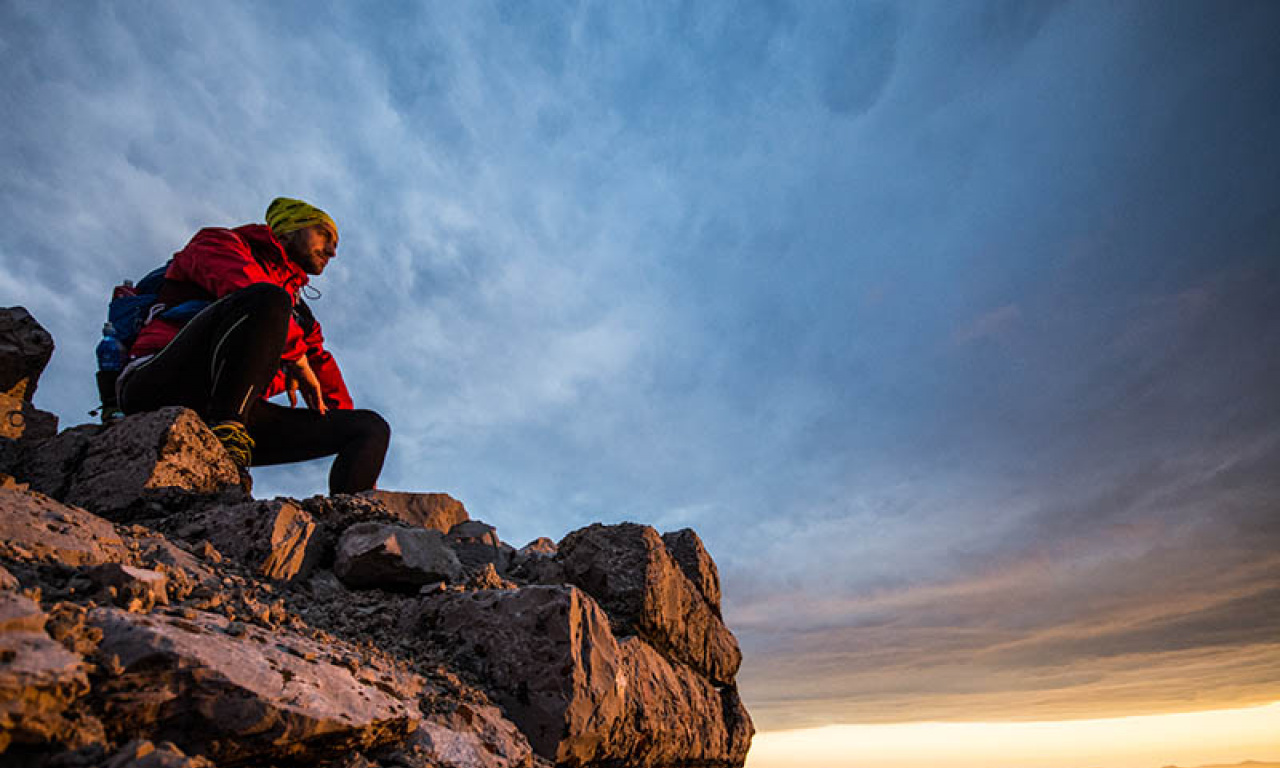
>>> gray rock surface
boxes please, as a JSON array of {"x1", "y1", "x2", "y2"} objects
[
  {"x1": 362, "y1": 489, "x2": 469, "y2": 533},
  {"x1": 61, "y1": 407, "x2": 246, "y2": 520},
  {"x1": 416, "y1": 586, "x2": 624, "y2": 764},
  {"x1": 90, "y1": 607, "x2": 420, "y2": 764},
  {"x1": 336, "y1": 522, "x2": 463, "y2": 591},
  {"x1": 171, "y1": 498, "x2": 321, "y2": 582},
  {"x1": 19, "y1": 424, "x2": 101, "y2": 500},
  {"x1": 556, "y1": 522, "x2": 742, "y2": 685}
]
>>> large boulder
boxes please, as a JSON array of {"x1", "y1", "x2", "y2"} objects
[
  {"x1": 361, "y1": 490, "x2": 469, "y2": 533},
  {"x1": 0, "y1": 307, "x2": 58, "y2": 445},
  {"x1": 0, "y1": 487, "x2": 130, "y2": 566},
  {"x1": 0, "y1": 307, "x2": 55, "y2": 401},
  {"x1": 89, "y1": 607, "x2": 420, "y2": 765},
  {"x1": 335, "y1": 522, "x2": 463, "y2": 591},
  {"x1": 0, "y1": 592, "x2": 93, "y2": 753},
  {"x1": 414, "y1": 585, "x2": 751, "y2": 767},
  {"x1": 38, "y1": 407, "x2": 246, "y2": 520},
  {"x1": 661, "y1": 528, "x2": 723, "y2": 616},
  {"x1": 556, "y1": 523, "x2": 742, "y2": 685},
  {"x1": 17, "y1": 424, "x2": 101, "y2": 501},
  {"x1": 170, "y1": 498, "x2": 321, "y2": 583}
]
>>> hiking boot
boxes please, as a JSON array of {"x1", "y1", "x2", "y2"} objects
[{"x1": 210, "y1": 420, "x2": 255, "y2": 470}]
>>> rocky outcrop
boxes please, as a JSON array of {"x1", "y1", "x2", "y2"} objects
[
  {"x1": 170, "y1": 498, "x2": 322, "y2": 582},
  {"x1": 413, "y1": 585, "x2": 752, "y2": 767},
  {"x1": 335, "y1": 522, "x2": 464, "y2": 591},
  {"x1": 0, "y1": 309, "x2": 752, "y2": 767},
  {"x1": 557, "y1": 523, "x2": 743, "y2": 685}
]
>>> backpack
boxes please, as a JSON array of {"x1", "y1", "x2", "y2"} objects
[
  {"x1": 106, "y1": 263, "x2": 170, "y2": 350},
  {"x1": 95, "y1": 261, "x2": 209, "y2": 421}
]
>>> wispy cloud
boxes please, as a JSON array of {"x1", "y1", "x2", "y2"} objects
[{"x1": 3, "y1": 0, "x2": 1279, "y2": 732}]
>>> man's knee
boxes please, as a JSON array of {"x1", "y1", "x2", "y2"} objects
[{"x1": 352, "y1": 409, "x2": 391, "y2": 445}]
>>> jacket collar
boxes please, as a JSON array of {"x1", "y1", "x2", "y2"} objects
[{"x1": 234, "y1": 223, "x2": 310, "y2": 288}]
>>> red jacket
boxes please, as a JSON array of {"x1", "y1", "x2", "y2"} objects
[{"x1": 131, "y1": 224, "x2": 354, "y2": 410}]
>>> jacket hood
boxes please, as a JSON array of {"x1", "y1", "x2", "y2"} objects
[{"x1": 233, "y1": 223, "x2": 310, "y2": 287}]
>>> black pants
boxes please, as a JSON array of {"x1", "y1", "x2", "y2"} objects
[{"x1": 118, "y1": 284, "x2": 389, "y2": 494}]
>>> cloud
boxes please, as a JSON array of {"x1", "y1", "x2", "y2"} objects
[{"x1": 4, "y1": 0, "x2": 1280, "y2": 732}]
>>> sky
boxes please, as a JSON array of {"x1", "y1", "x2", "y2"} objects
[{"x1": 2, "y1": 1, "x2": 1279, "y2": 766}]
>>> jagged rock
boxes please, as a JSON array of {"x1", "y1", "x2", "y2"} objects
[
  {"x1": 556, "y1": 522, "x2": 742, "y2": 685},
  {"x1": 415, "y1": 586, "x2": 624, "y2": 764},
  {"x1": 447, "y1": 520, "x2": 511, "y2": 574},
  {"x1": 101, "y1": 739, "x2": 215, "y2": 768},
  {"x1": 411, "y1": 701, "x2": 543, "y2": 768},
  {"x1": 16, "y1": 424, "x2": 100, "y2": 500},
  {"x1": 0, "y1": 307, "x2": 55, "y2": 401},
  {"x1": 0, "y1": 308, "x2": 59, "y2": 448},
  {"x1": 362, "y1": 489, "x2": 469, "y2": 533},
  {"x1": 614, "y1": 637, "x2": 753, "y2": 766},
  {"x1": 89, "y1": 564, "x2": 169, "y2": 611},
  {"x1": 415, "y1": 585, "x2": 750, "y2": 767},
  {"x1": 0, "y1": 592, "x2": 92, "y2": 753},
  {"x1": 0, "y1": 487, "x2": 130, "y2": 566},
  {"x1": 662, "y1": 528, "x2": 723, "y2": 616},
  {"x1": 55, "y1": 407, "x2": 247, "y2": 520},
  {"x1": 89, "y1": 607, "x2": 420, "y2": 764},
  {"x1": 335, "y1": 522, "x2": 463, "y2": 592},
  {"x1": 171, "y1": 498, "x2": 321, "y2": 582}
]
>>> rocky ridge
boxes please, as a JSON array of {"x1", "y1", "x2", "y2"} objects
[{"x1": 0, "y1": 307, "x2": 753, "y2": 768}]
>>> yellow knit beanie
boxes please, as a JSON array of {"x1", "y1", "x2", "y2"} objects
[{"x1": 265, "y1": 197, "x2": 337, "y2": 240}]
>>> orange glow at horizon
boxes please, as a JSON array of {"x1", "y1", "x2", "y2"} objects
[{"x1": 745, "y1": 701, "x2": 1280, "y2": 768}]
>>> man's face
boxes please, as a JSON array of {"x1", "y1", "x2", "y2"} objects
[{"x1": 283, "y1": 223, "x2": 338, "y2": 275}]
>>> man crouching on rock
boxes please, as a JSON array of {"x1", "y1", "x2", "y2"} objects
[{"x1": 117, "y1": 197, "x2": 389, "y2": 494}]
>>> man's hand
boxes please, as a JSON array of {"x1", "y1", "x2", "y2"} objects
[{"x1": 284, "y1": 355, "x2": 328, "y2": 415}]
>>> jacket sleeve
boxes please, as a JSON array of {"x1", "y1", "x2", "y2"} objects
[
  {"x1": 303, "y1": 320, "x2": 354, "y2": 410},
  {"x1": 170, "y1": 228, "x2": 307, "y2": 360}
]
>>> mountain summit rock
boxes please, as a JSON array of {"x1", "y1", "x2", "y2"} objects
[{"x1": 0, "y1": 308, "x2": 753, "y2": 767}]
